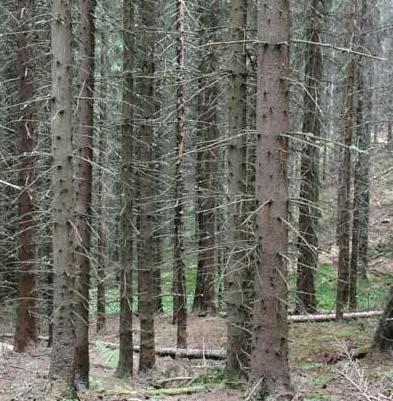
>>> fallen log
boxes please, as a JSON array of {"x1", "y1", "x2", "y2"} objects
[{"x1": 288, "y1": 310, "x2": 381, "y2": 323}]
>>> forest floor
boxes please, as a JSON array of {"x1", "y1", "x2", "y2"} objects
[{"x1": 1, "y1": 314, "x2": 393, "y2": 401}]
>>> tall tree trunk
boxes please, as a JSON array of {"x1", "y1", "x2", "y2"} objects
[
  {"x1": 296, "y1": 0, "x2": 323, "y2": 314},
  {"x1": 173, "y1": 0, "x2": 187, "y2": 349},
  {"x1": 14, "y1": 0, "x2": 38, "y2": 353},
  {"x1": 96, "y1": 14, "x2": 109, "y2": 334},
  {"x1": 137, "y1": 0, "x2": 157, "y2": 372},
  {"x1": 49, "y1": 0, "x2": 76, "y2": 394},
  {"x1": 225, "y1": 0, "x2": 250, "y2": 381},
  {"x1": 116, "y1": 0, "x2": 135, "y2": 379},
  {"x1": 74, "y1": 0, "x2": 96, "y2": 388},
  {"x1": 193, "y1": 0, "x2": 219, "y2": 313},
  {"x1": 336, "y1": 1, "x2": 356, "y2": 320},
  {"x1": 249, "y1": 1, "x2": 293, "y2": 399}
]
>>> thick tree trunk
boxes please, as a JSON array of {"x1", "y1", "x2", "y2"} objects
[
  {"x1": 74, "y1": 0, "x2": 96, "y2": 388},
  {"x1": 173, "y1": 0, "x2": 187, "y2": 350},
  {"x1": 225, "y1": 0, "x2": 250, "y2": 381},
  {"x1": 115, "y1": 0, "x2": 135, "y2": 379},
  {"x1": 14, "y1": 0, "x2": 38, "y2": 353},
  {"x1": 296, "y1": 0, "x2": 323, "y2": 314},
  {"x1": 193, "y1": 0, "x2": 219, "y2": 313},
  {"x1": 96, "y1": 17, "x2": 109, "y2": 334},
  {"x1": 249, "y1": 1, "x2": 293, "y2": 399},
  {"x1": 336, "y1": 2, "x2": 356, "y2": 320},
  {"x1": 48, "y1": 0, "x2": 76, "y2": 395},
  {"x1": 137, "y1": 0, "x2": 157, "y2": 372},
  {"x1": 372, "y1": 286, "x2": 393, "y2": 352}
]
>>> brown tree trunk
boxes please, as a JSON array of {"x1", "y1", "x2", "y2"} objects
[
  {"x1": 173, "y1": 0, "x2": 187, "y2": 350},
  {"x1": 225, "y1": 0, "x2": 250, "y2": 381},
  {"x1": 96, "y1": 15, "x2": 109, "y2": 334},
  {"x1": 249, "y1": 1, "x2": 293, "y2": 399},
  {"x1": 115, "y1": 0, "x2": 135, "y2": 379},
  {"x1": 14, "y1": 0, "x2": 38, "y2": 353},
  {"x1": 74, "y1": 0, "x2": 96, "y2": 388},
  {"x1": 336, "y1": 1, "x2": 356, "y2": 320},
  {"x1": 193, "y1": 0, "x2": 219, "y2": 313},
  {"x1": 372, "y1": 286, "x2": 393, "y2": 352},
  {"x1": 296, "y1": 0, "x2": 324, "y2": 314},
  {"x1": 137, "y1": 0, "x2": 157, "y2": 372},
  {"x1": 49, "y1": 0, "x2": 76, "y2": 394}
]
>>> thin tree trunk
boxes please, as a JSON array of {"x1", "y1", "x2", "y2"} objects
[
  {"x1": 137, "y1": 0, "x2": 157, "y2": 371},
  {"x1": 336, "y1": 1, "x2": 356, "y2": 320},
  {"x1": 96, "y1": 15, "x2": 109, "y2": 334},
  {"x1": 115, "y1": 0, "x2": 135, "y2": 379},
  {"x1": 225, "y1": 0, "x2": 249, "y2": 381},
  {"x1": 249, "y1": 1, "x2": 293, "y2": 399},
  {"x1": 14, "y1": 0, "x2": 38, "y2": 353},
  {"x1": 49, "y1": 0, "x2": 76, "y2": 394},
  {"x1": 74, "y1": 0, "x2": 96, "y2": 388},
  {"x1": 173, "y1": 0, "x2": 187, "y2": 349},
  {"x1": 296, "y1": 0, "x2": 323, "y2": 314}
]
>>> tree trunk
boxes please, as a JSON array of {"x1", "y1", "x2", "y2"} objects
[
  {"x1": 96, "y1": 14, "x2": 109, "y2": 334},
  {"x1": 74, "y1": 0, "x2": 96, "y2": 388},
  {"x1": 115, "y1": 0, "x2": 135, "y2": 379},
  {"x1": 249, "y1": 1, "x2": 293, "y2": 399},
  {"x1": 372, "y1": 286, "x2": 393, "y2": 352},
  {"x1": 225, "y1": 0, "x2": 250, "y2": 381},
  {"x1": 296, "y1": 0, "x2": 323, "y2": 314},
  {"x1": 173, "y1": 0, "x2": 187, "y2": 350},
  {"x1": 336, "y1": 1, "x2": 356, "y2": 320},
  {"x1": 49, "y1": 0, "x2": 76, "y2": 394},
  {"x1": 193, "y1": 0, "x2": 219, "y2": 313},
  {"x1": 14, "y1": 0, "x2": 38, "y2": 353},
  {"x1": 137, "y1": 0, "x2": 157, "y2": 372}
]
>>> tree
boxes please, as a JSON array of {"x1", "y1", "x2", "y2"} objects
[
  {"x1": 249, "y1": 0, "x2": 293, "y2": 399},
  {"x1": 296, "y1": 0, "x2": 324, "y2": 314},
  {"x1": 48, "y1": 0, "x2": 76, "y2": 394},
  {"x1": 225, "y1": 0, "x2": 250, "y2": 381},
  {"x1": 173, "y1": 0, "x2": 187, "y2": 349},
  {"x1": 372, "y1": 286, "x2": 393, "y2": 352},
  {"x1": 116, "y1": 0, "x2": 135, "y2": 379},
  {"x1": 74, "y1": 0, "x2": 96, "y2": 388},
  {"x1": 14, "y1": 0, "x2": 38, "y2": 353},
  {"x1": 137, "y1": 0, "x2": 157, "y2": 372}
]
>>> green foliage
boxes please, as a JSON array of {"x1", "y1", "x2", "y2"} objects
[
  {"x1": 192, "y1": 367, "x2": 226, "y2": 385},
  {"x1": 95, "y1": 341, "x2": 119, "y2": 369}
]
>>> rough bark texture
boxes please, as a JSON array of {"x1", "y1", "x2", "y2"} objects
[
  {"x1": 137, "y1": 0, "x2": 157, "y2": 372},
  {"x1": 249, "y1": 1, "x2": 293, "y2": 399},
  {"x1": 336, "y1": 1, "x2": 356, "y2": 320},
  {"x1": 74, "y1": 0, "x2": 96, "y2": 388},
  {"x1": 372, "y1": 286, "x2": 393, "y2": 352},
  {"x1": 193, "y1": 0, "x2": 219, "y2": 313},
  {"x1": 96, "y1": 15, "x2": 109, "y2": 334},
  {"x1": 173, "y1": 0, "x2": 187, "y2": 349},
  {"x1": 116, "y1": 0, "x2": 135, "y2": 379},
  {"x1": 48, "y1": 0, "x2": 76, "y2": 394},
  {"x1": 14, "y1": 0, "x2": 38, "y2": 353},
  {"x1": 225, "y1": 0, "x2": 250, "y2": 381},
  {"x1": 296, "y1": 0, "x2": 323, "y2": 314}
]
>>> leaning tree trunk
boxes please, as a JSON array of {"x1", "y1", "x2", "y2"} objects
[
  {"x1": 193, "y1": 0, "x2": 219, "y2": 313},
  {"x1": 173, "y1": 0, "x2": 187, "y2": 349},
  {"x1": 249, "y1": 1, "x2": 293, "y2": 399},
  {"x1": 296, "y1": 0, "x2": 324, "y2": 314},
  {"x1": 336, "y1": 1, "x2": 356, "y2": 320},
  {"x1": 14, "y1": 0, "x2": 38, "y2": 353},
  {"x1": 137, "y1": 0, "x2": 157, "y2": 372},
  {"x1": 372, "y1": 286, "x2": 393, "y2": 352},
  {"x1": 74, "y1": 0, "x2": 96, "y2": 388},
  {"x1": 115, "y1": 0, "x2": 135, "y2": 379},
  {"x1": 48, "y1": 0, "x2": 76, "y2": 395},
  {"x1": 225, "y1": 0, "x2": 250, "y2": 381}
]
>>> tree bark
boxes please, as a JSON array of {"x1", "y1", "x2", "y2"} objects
[
  {"x1": 296, "y1": 0, "x2": 324, "y2": 314},
  {"x1": 14, "y1": 0, "x2": 38, "y2": 353},
  {"x1": 173, "y1": 0, "x2": 187, "y2": 350},
  {"x1": 115, "y1": 0, "x2": 135, "y2": 379},
  {"x1": 48, "y1": 0, "x2": 76, "y2": 395},
  {"x1": 249, "y1": 1, "x2": 293, "y2": 399},
  {"x1": 225, "y1": 0, "x2": 250, "y2": 381},
  {"x1": 372, "y1": 286, "x2": 393, "y2": 352}
]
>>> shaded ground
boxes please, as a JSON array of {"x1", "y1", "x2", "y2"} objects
[{"x1": 1, "y1": 315, "x2": 393, "y2": 401}]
